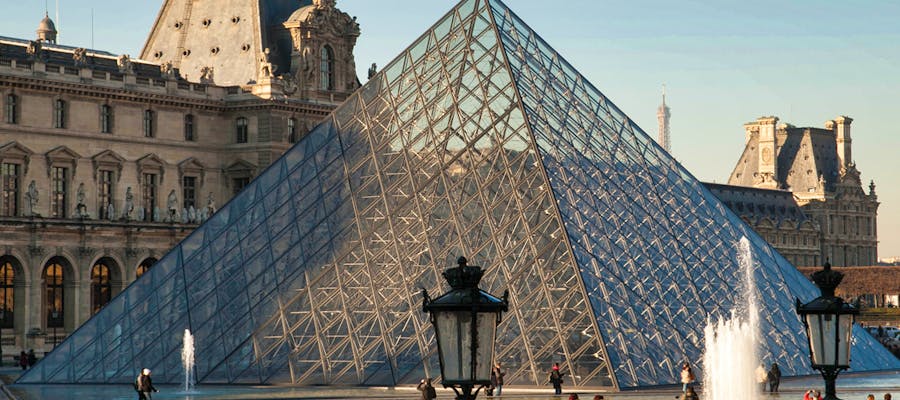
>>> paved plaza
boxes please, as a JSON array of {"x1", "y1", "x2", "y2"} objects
[{"x1": 4, "y1": 370, "x2": 897, "y2": 400}]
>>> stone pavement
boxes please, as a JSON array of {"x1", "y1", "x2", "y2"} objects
[{"x1": 1, "y1": 369, "x2": 896, "y2": 400}]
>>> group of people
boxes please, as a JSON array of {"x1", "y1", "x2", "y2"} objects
[
  {"x1": 755, "y1": 363, "x2": 782, "y2": 393},
  {"x1": 16, "y1": 349, "x2": 36, "y2": 370}
]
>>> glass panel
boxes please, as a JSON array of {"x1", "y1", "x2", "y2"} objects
[
  {"x1": 837, "y1": 315, "x2": 852, "y2": 366},
  {"x1": 474, "y1": 312, "x2": 496, "y2": 381}
]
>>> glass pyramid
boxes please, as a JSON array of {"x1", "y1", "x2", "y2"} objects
[{"x1": 19, "y1": 0, "x2": 899, "y2": 389}]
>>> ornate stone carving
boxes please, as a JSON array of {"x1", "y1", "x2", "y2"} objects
[
  {"x1": 24, "y1": 180, "x2": 39, "y2": 217},
  {"x1": 26, "y1": 40, "x2": 43, "y2": 60},
  {"x1": 160, "y1": 61, "x2": 177, "y2": 79},
  {"x1": 73, "y1": 48, "x2": 88, "y2": 66},
  {"x1": 199, "y1": 66, "x2": 214, "y2": 83},
  {"x1": 117, "y1": 54, "x2": 134, "y2": 74},
  {"x1": 166, "y1": 190, "x2": 178, "y2": 222},
  {"x1": 75, "y1": 182, "x2": 88, "y2": 218},
  {"x1": 367, "y1": 63, "x2": 377, "y2": 79},
  {"x1": 258, "y1": 48, "x2": 277, "y2": 80},
  {"x1": 123, "y1": 187, "x2": 134, "y2": 220}
]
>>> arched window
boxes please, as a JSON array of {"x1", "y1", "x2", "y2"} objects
[
  {"x1": 54, "y1": 99, "x2": 66, "y2": 128},
  {"x1": 320, "y1": 45, "x2": 334, "y2": 90},
  {"x1": 184, "y1": 114, "x2": 195, "y2": 141},
  {"x1": 0, "y1": 259, "x2": 14, "y2": 329},
  {"x1": 43, "y1": 260, "x2": 64, "y2": 329},
  {"x1": 235, "y1": 117, "x2": 248, "y2": 143},
  {"x1": 288, "y1": 118, "x2": 297, "y2": 143},
  {"x1": 91, "y1": 262, "x2": 112, "y2": 314},
  {"x1": 136, "y1": 257, "x2": 157, "y2": 278}
]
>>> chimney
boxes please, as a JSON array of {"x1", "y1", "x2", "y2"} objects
[
  {"x1": 755, "y1": 116, "x2": 779, "y2": 189},
  {"x1": 833, "y1": 116, "x2": 852, "y2": 167}
]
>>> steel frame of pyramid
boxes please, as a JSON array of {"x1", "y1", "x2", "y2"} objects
[{"x1": 19, "y1": 0, "x2": 899, "y2": 390}]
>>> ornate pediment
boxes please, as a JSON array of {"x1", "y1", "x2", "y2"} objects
[
  {"x1": 224, "y1": 159, "x2": 256, "y2": 177},
  {"x1": 136, "y1": 153, "x2": 166, "y2": 184},
  {"x1": 0, "y1": 141, "x2": 34, "y2": 176},
  {"x1": 45, "y1": 145, "x2": 81, "y2": 177},
  {"x1": 91, "y1": 149, "x2": 125, "y2": 182},
  {"x1": 178, "y1": 157, "x2": 206, "y2": 181}
]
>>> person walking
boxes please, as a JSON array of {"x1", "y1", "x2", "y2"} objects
[
  {"x1": 491, "y1": 362, "x2": 505, "y2": 396},
  {"x1": 803, "y1": 389, "x2": 822, "y2": 400},
  {"x1": 17, "y1": 350, "x2": 27, "y2": 370},
  {"x1": 767, "y1": 363, "x2": 781, "y2": 393},
  {"x1": 549, "y1": 363, "x2": 566, "y2": 395},
  {"x1": 135, "y1": 368, "x2": 158, "y2": 400},
  {"x1": 416, "y1": 378, "x2": 437, "y2": 400},
  {"x1": 680, "y1": 362, "x2": 695, "y2": 393},
  {"x1": 26, "y1": 349, "x2": 36, "y2": 368},
  {"x1": 755, "y1": 364, "x2": 768, "y2": 392}
]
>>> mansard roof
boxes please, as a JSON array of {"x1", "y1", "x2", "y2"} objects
[{"x1": 704, "y1": 182, "x2": 811, "y2": 227}]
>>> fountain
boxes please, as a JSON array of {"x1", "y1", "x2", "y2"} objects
[
  {"x1": 182, "y1": 328, "x2": 195, "y2": 393},
  {"x1": 702, "y1": 237, "x2": 760, "y2": 400}
]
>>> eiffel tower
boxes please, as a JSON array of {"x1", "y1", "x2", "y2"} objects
[{"x1": 19, "y1": 0, "x2": 899, "y2": 389}]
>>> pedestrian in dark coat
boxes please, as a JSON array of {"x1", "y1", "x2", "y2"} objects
[
  {"x1": 549, "y1": 363, "x2": 566, "y2": 395},
  {"x1": 26, "y1": 349, "x2": 36, "y2": 367},
  {"x1": 135, "y1": 368, "x2": 158, "y2": 400},
  {"x1": 417, "y1": 378, "x2": 437, "y2": 400},
  {"x1": 18, "y1": 350, "x2": 27, "y2": 370},
  {"x1": 767, "y1": 363, "x2": 781, "y2": 393}
]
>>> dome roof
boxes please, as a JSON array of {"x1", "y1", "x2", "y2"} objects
[
  {"x1": 286, "y1": 5, "x2": 315, "y2": 24},
  {"x1": 37, "y1": 13, "x2": 57, "y2": 35}
]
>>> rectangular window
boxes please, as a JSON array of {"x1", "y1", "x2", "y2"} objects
[
  {"x1": 143, "y1": 110, "x2": 155, "y2": 138},
  {"x1": 184, "y1": 114, "x2": 195, "y2": 141},
  {"x1": 100, "y1": 104, "x2": 112, "y2": 133},
  {"x1": 54, "y1": 99, "x2": 66, "y2": 128},
  {"x1": 236, "y1": 117, "x2": 248, "y2": 144},
  {"x1": 232, "y1": 177, "x2": 249, "y2": 196},
  {"x1": 1, "y1": 163, "x2": 20, "y2": 216},
  {"x1": 142, "y1": 173, "x2": 157, "y2": 221},
  {"x1": 51, "y1": 166, "x2": 68, "y2": 218},
  {"x1": 182, "y1": 176, "x2": 196, "y2": 209},
  {"x1": 5, "y1": 94, "x2": 17, "y2": 124},
  {"x1": 98, "y1": 170, "x2": 114, "y2": 219}
]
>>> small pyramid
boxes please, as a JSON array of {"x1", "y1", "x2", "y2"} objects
[{"x1": 20, "y1": 0, "x2": 899, "y2": 389}]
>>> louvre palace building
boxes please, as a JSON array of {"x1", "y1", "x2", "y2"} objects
[
  {"x1": 708, "y1": 116, "x2": 879, "y2": 267},
  {"x1": 0, "y1": 0, "x2": 360, "y2": 354}
]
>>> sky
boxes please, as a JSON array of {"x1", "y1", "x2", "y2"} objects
[{"x1": 3, "y1": 0, "x2": 900, "y2": 259}]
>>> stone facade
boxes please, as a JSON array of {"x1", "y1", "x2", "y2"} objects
[
  {"x1": 0, "y1": 0, "x2": 359, "y2": 355},
  {"x1": 723, "y1": 116, "x2": 878, "y2": 266}
]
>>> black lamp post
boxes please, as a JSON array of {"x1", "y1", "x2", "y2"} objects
[
  {"x1": 422, "y1": 256, "x2": 509, "y2": 400},
  {"x1": 795, "y1": 261, "x2": 859, "y2": 400}
]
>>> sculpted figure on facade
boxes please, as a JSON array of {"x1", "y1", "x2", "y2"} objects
[
  {"x1": 367, "y1": 63, "x2": 377, "y2": 79},
  {"x1": 24, "y1": 180, "x2": 39, "y2": 216},
  {"x1": 199, "y1": 66, "x2": 214, "y2": 83},
  {"x1": 75, "y1": 182, "x2": 87, "y2": 217},
  {"x1": 117, "y1": 54, "x2": 134, "y2": 74},
  {"x1": 123, "y1": 187, "x2": 135, "y2": 220},
  {"x1": 166, "y1": 190, "x2": 178, "y2": 221},
  {"x1": 160, "y1": 61, "x2": 177, "y2": 79},
  {"x1": 26, "y1": 40, "x2": 42, "y2": 60},
  {"x1": 258, "y1": 48, "x2": 276, "y2": 80},
  {"x1": 73, "y1": 48, "x2": 88, "y2": 66}
]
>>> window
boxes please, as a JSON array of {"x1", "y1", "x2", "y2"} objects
[
  {"x1": 236, "y1": 117, "x2": 248, "y2": 143},
  {"x1": 53, "y1": 99, "x2": 66, "y2": 128},
  {"x1": 136, "y1": 258, "x2": 156, "y2": 279},
  {"x1": 0, "y1": 260, "x2": 14, "y2": 329},
  {"x1": 43, "y1": 261, "x2": 64, "y2": 329},
  {"x1": 320, "y1": 45, "x2": 334, "y2": 90},
  {"x1": 50, "y1": 166, "x2": 68, "y2": 218},
  {"x1": 1, "y1": 163, "x2": 20, "y2": 216},
  {"x1": 100, "y1": 104, "x2": 112, "y2": 133},
  {"x1": 90, "y1": 262, "x2": 111, "y2": 314},
  {"x1": 98, "y1": 170, "x2": 114, "y2": 219},
  {"x1": 288, "y1": 118, "x2": 298, "y2": 143},
  {"x1": 233, "y1": 177, "x2": 250, "y2": 196},
  {"x1": 5, "y1": 94, "x2": 17, "y2": 124},
  {"x1": 142, "y1": 173, "x2": 157, "y2": 221},
  {"x1": 182, "y1": 176, "x2": 196, "y2": 209},
  {"x1": 184, "y1": 114, "x2": 195, "y2": 141},
  {"x1": 143, "y1": 109, "x2": 155, "y2": 137}
]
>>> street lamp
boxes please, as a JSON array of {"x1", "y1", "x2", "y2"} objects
[
  {"x1": 422, "y1": 256, "x2": 509, "y2": 400},
  {"x1": 795, "y1": 261, "x2": 859, "y2": 400}
]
